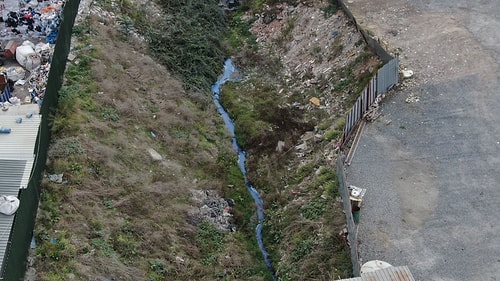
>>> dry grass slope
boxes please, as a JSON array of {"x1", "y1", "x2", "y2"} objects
[{"x1": 33, "y1": 7, "x2": 268, "y2": 281}]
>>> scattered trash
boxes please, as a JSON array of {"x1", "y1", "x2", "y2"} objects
[
  {"x1": 331, "y1": 30, "x2": 339, "y2": 38},
  {"x1": 16, "y1": 44, "x2": 37, "y2": 68},
  {"x1": 190, "y1": 190, "x2": 236, "y2": 232},
  {"x1": 348, "y1": 185, "x2": 366, "y2": 202},
  {"x1": 67, "y1": 53, "x2": 76, "y2": 61},
  {"x1": 1, "y1": 0, "x2": 64, "y2": 41},
  {"x1": 48, "y1": 173, "x2": 64, "y2": 183},
  {"x1": 4, "y1": 67, "x2": 26, "y2": 82},
  {"x1": 363, "y1": 99, "x2": 381, "y2": 122},
  {"x1": 405, "y1": 93, "x2": 419, "y2": 103},
  {"x1": 9, "y1": 97, "x2": 21, "y2": 105},
  {"x1": 309, "y1": 96, "x2": 320, "y2": 106},
  {"x1": 295, "y1": 142, "x2": 307, "y2": 150},
  {"x1": 0, "y1": 195, "x2": 20, "y2": 215},
  {"x1": 275, "y1": 140, "x2": 285, "y2": 152},
  {"x1": 30, "y1": 236, "x2": 36, "y2": 249},
  {"x1": 150, "y1": 131, "x2": 157, "y2": 139},
  {"x1": 3, "y1": 40, "x2": 17, "y2": 59},
  {"x1": 15, "y1": 79, "x2": 27, "y2": 86}
]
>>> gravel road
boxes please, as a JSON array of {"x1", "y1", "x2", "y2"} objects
[{"x1": 344, "y1": 1, "x2": 500, "y2": 280}]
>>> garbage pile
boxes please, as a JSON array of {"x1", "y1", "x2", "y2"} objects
[
  {"x1": 1, "y1": 0, "x2": 65, "y2": 43},
  {"x1": 0, "y1": 40, "x2": 54, "y2": 108},
  {"x1": 0, "y1": 0, "x2": 64, "y2": 108}
]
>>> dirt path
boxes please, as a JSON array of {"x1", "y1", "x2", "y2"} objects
[{"x1": 345, "y1": 1, "x2": 500, "y2": 280}]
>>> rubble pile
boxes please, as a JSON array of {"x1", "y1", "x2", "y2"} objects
[
  {"x1": 249, "y1": 2, "x2": 372, "y2": 117},
  {"x1": 190, "y1": 189, "x2": 235, "y2": 232}
]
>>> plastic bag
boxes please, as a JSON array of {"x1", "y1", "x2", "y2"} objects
[{"x1": 0, "y1": 195, "x2": 20, "y2": 215}]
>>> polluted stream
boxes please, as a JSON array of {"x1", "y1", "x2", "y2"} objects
[{"x1": 211, "y1": 59, "x2": 277, "y2": 280}]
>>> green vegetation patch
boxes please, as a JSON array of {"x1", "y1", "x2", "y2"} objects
[
  {"x1": 145, "y1": 0, "x2": 228, "y2": 91},
  {"x1": 196, "y1": 221, "x2": 224, "y2": 265}
]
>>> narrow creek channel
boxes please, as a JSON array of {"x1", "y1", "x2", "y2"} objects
[{"x1": 211, "y1": 59, "x2": 277, "y2": 280}]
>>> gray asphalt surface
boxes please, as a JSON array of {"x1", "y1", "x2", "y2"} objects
[{"x1": 345, "y1": 1, "x2": 500, "y2": 280}]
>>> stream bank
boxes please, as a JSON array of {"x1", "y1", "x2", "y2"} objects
[{"x1": 212, "y1": 59, "x2": 276, "y2": 280}]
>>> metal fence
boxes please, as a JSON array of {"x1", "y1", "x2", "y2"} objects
[
  {"x1": 334, "y1": 1, "x2": 400, "y2": 277},
  {"x1": 336, "y1": 0, "x2": 393, "y2": 64},
  {"x1": 0, "y1": 0, "x2": 81, "y2": 279},
  {"x1": 341, "y1": 57, "x2": 399, "y2": 146},
  {"x1": 336, "y1": 156, "x2": 361, "y2": 276}
]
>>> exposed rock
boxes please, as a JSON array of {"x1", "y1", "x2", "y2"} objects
[{"x1": 147, "y1": 148, "x2": 162, "y2": 161}]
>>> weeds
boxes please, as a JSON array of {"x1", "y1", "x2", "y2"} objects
[
  {"x1": 291, "y1": 237, "x2": 315, "y2": 262},
  {"x1": 325, "y1": 129, "x2": 342, "y2": 141},
  {"x1": 91, "y1": 237, "x2": 114, "y2": 256},
  {"x1": 321, "y1": 0, "x2": 338, "y2": 18},
  {"x1": 301, "y1": 200, "x2": 326, "y2": 220},
  {"x1": 36, "y1": 231, "x2": 76, "y2": 265},
  {"x1": 147, "y1": 259, "x2": 168, "y2": 280},
  {"x1": 196, "y1": 221, "x2": 224, "y2": 265},
  {"x1": 142, "y1": 0, "x2": 228, "y2": 92},
  {"x1": 49, "y1": 137, "x2": 85, "y2": 158},
  {"x1": 101, "y1": 106, "x2": 120, "y2": 121},
  {"x1": 225, "y1": 12, "x2": 257, "y2": 51}
]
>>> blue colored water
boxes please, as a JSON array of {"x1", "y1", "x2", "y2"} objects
[{"x1": 211, "y1": 59, "x2": 277, "y2": 280}]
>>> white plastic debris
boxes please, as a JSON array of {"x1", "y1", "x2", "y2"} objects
[
  {"x1": 402, "y1": 69, "x2": 414, "y2": 78},
  {"x1": 16, "y1": 45, "x2": 37, "y2": 68},
  {"x1": 0, "y1": 195, "x2": 20, "y2": 215}
]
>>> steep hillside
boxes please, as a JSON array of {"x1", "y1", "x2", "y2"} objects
[
  {"x1": 221, "y1": 1, "x2": 380, "y2": 279},
  {"x1": 29, "y1": 1, "x2": 269, "y2": 280},
  {"x1": 28, "y1": 0, "x2": 380, "y2": 280}
]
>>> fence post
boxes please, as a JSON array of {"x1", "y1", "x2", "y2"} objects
[{"x1": 336, "y1": 156, "x2": 361, "y2": 276}]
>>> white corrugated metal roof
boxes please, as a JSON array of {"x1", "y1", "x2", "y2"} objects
[
  {"x1": 338, "y1": 266, "x2": 415, "y2": 281},
  {"x1": 0, "y1": 104, "x2": 41, "y2": 271},
  {"x1": 0, "y1": 104, "x2": 41, "y2": 189}
]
